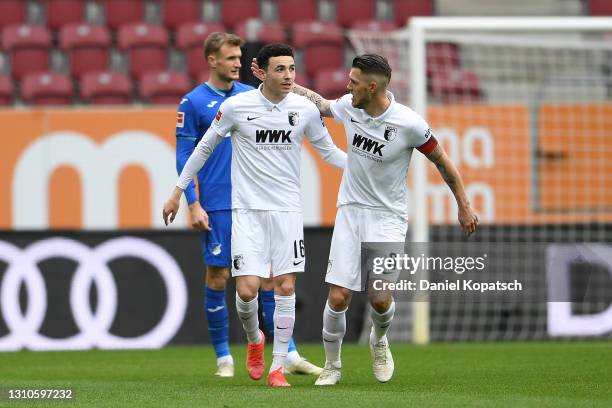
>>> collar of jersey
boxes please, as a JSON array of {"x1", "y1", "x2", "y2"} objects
[
  {"x1": 359, "y1": 91, "x2": 396, "y2": 127},
  {"x1": 257, "y1": 84, "x2": 289, "y2": 111},
  {"x1": 205, "y1": 82, "x2": 234, "y2": 97}
]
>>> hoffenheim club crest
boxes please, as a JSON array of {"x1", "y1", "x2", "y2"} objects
[
  {"x1": 384, "y1": 125, "x2": 397, "y2": 141},
  {"x1": 288, "y1": 111, "x2": 299, "y2": 126}
]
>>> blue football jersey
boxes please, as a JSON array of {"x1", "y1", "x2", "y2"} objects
[{"x1": 176, "y1": 81, "x2": 254, "y2": 211}]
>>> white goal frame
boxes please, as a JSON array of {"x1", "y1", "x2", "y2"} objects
[{"x1": 408, "y1": 17, "x2": 612, "y2": 344}]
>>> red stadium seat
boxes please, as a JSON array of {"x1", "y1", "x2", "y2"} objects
[
  {"x1": 278, "y1": 0, "x2": 317, "y2": 24},
  {"x1": 118, "y1": 23, "x2": 169, "y2": 79},
  {"x1": 2, "y1": 25, "x2": 52, "y2": 80},
  {"x1": 221, "y1": 0, "x2": 260, "y2": 29},
  {"x1": 294, "y1": 71, "x2": 310, "y2": 88},
  {"x1": 21, "y1": 72, "x2": 73, "y2": 106},
  {"x1": 176, "y1": 22, "x2": 226, "y2": 80},
  {"x1": 60, "y1": 24, "x2": 111, "y2": 80},
  {"x1": 393, "y1": 0, "x2": 432, "y2": 26},
  {"x1": 80, "y1": 71, "x2": 132, "y2": 105},
  {"x1": 140, "y1": 70, "x2": 191, "y2": 105},
  {"x1": 351, "y1": 20, "x2": 399, "y2": 32},
  {"x1": 0, "y1": 75, "x2": 15, "y2": 106},
  {"x1": 0, "y1": 0, "x2": 26, "y2": 30},
  {"x1": 427, "y1": 43, "x2": 459, "y2": 75},
  {"x1": 336, "y1": 0, "x2": 374, "y2": 28},
  {"x1": 45, "y1": 0, "x2": 85, "y2": 31},
  {"x1": 430, "y1": 68, "x2": 482, "y2": 103},
  {"x1": 234, "y1": 20, "x2": 286, "y2": 44},
  {"x1": 104, "y1": 0, "x2": 144, "y2": 31},
  {"x1": 292, "y1": 22, "x2": 344, "y2": 78},
  {"x1": 162, "y1": 0, "x2": 200, "y2": 31},
  {"x1": 589, "y1": 0, "x2": 612, "y2": 15},
  {"x1": 314, "y1": 68, "x2": 348, "y2": 99}
]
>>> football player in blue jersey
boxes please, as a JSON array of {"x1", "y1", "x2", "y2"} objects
[{"x1": 175, "y1": 32, "x2": 321, "y2": 378}]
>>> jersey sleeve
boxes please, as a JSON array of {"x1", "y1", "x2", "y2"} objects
[
  {"x1": 306, "y1": 105, "x2": 347, "y2": 170},
  {"x1": 410, "y1": 114, "x2": 438, "y2": 154},
  {"x1": 210, "y1": 98, "x2": 236, "y2": 137},
  {"x1": 329, "y1": 94, "x2": 352, "y2": 123},
  {"x1": 175, "y1": 97, "x2": 198, "y2": 205}
]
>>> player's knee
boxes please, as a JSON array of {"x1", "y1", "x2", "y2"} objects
[
  {"x1": 369, "y1": 294, "x2": 392, "y2": 313},
  {"x1": 328, "y1": 292, "x2": 349, "y2": 311},
  {"x1": 275, "y1": 279, "x2": 295, "y2": 296},
  {"x1": 206, "y1": 267, "x2": 229, "y2": 290},
  {"x1": 236, "y1": 286, "x2": 258, "y2": 302}
]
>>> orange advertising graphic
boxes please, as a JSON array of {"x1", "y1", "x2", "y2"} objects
[{"x1": 0, "y1": 105, "x2": 610, "y2": 230}]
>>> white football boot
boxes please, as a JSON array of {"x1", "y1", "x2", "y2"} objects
[
  {"x1": 369, "y1": 338, "x2": 394, "y2": 383},
  {"x1": 314, "y1": 362, "x2": 341, "y2": 385},
  {"x1": 284, "y1": 357, "x2": 323, "y2": 375},
  {"x1": 214, "y1": 361, "x2": 235, "y2": 378}
]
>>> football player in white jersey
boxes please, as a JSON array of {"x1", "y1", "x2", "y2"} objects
[
  {"x1": 163, "y1": 43, "x2": 346, "y2": 387},
  {"x1": 267, "y1": 54, "x2": 479, "y2": 385}
]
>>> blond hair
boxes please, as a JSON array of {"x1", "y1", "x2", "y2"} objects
[{"x1": 204, "y1": 32, "x2": 244, "y2": 58}]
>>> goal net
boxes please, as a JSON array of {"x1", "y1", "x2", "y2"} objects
[{"x1": 349, "y1": 18, "x2": 612, "y2": 343}]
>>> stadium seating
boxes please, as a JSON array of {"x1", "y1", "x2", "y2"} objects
[
  {"x1": 162, "y1": 0, "x2": 201, "y2": 31},
  {"x1": 140, "y1": 70, "x2": 190, "y2": 105},
  {"x1": 2, "y1": 25, "x2": 52, "y2": 80},
  {"x1": 336, "y1": 0, "x2": 375, "y2": 28},
  {"x1": 427, "y1": 43, "x2": 459, "y2": 75},
  {"x1": 118, "y1": 23, "x2": 169, "y2": 79},
  {"x1": 60, "y1": 24, "x2": 111, "y2": 80},
  {"x1": 0, "y1": 75, "x2": 14, "y2": 106},
  {"x1": 176, "y1": 22, "x2": 226, "y2": 80},
  {"x1": 45, "y1": 0, "x2": 86, "y2": 31},
  {"x1": 314, "y1": 68, "x2": 348, "y2": 99},
  {"x1": 278, "y1": 0, "x2": 317, "y2": 24},
  {"x1": 234, "y1": 20, "x2": 286, "y2": 43},
  {"x1": 589, "y1": 0, "x2": 612, "y2": 15},
  {"x1": 429, "y1": 68, "x2": 482, "y2": 102},
  {"x1": 0, "y1": 0, "x2": 25, "y2": 30},
  {"x1": 351, "y1": 20, "x2": 399, "y2": 31},
  {"x1": 292, "y1": 22, "x2": 344, "y2": 78},
  {"x1": 294, "y1": 71, "x2": 310, "y2": 88},
  {"x1": 80, "y1": 71, "x2": 132, "y2": 105},
  {"x1": 393, "y1": 0, "x2": 433, "y2": 26},
  {"x1": 104, "y1": 0, "x2": 144, "y2": 31},
  {"x1": 221, "y1": 0, "x2": 260, "y2": 29},
  {"x1": 21, "y1": 72, "x2": 73, "y2": 105}
]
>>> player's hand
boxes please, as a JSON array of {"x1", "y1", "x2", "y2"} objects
[
  {"x1": 189, "y1": 202, "x2": 211, "y2": 231},
  {"x1": 162, "y1": 198, "x2": 180, "y2": 226},
  {"x1": 251, "y1": 58, "x2": 265, "y2": 82},
  {"x1": 458, "y1": 205, "x2": 478, "y2": 236}
]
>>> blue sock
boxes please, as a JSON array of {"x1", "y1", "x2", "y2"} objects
[
  {"x1": 259, "y1": 288, "x2": 296, "y2": 353},
  {"x1": 205, "y1": 286, "x2": 230, "y2": 358}
]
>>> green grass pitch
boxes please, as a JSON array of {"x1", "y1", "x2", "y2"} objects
[{"x1": 1, "y1": 342, "x2": 610, "y2": 407}]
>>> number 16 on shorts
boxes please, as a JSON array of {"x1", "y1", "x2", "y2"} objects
[{"x1": 293, "y1": 239, "x2": 305, "y2": 266}]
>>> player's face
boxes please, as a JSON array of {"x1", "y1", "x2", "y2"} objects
[
  {"x1": 210, "y1": 44, "x2": 242, "y2": 82},
  {"x1": 347, "y1": 68, "x2": 373, "y2": 109},
  {"x1": 263, "y1": 56, "x2": 295, "y2": 95}
]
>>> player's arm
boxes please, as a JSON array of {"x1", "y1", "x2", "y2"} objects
[
  {"x1": 251, "y1": 58, "x2": 333, "y2": 117},
  {"x1": 424, "y1": 143, "x2": 479, "y2": 236},
  {"x1": 163, "y1": 127, "x2": 224, "y2": 226},
  {"x1": 306, "y1": 111, "x2": 347, "y2": 169}
]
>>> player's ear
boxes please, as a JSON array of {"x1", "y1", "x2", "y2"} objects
[{"x1": 207, "y1": 54, "x2": 216, "y2": 68}]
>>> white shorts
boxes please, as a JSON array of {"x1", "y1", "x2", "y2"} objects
[
  {"x1": 231, "y1": 209, "x2": 305, "y2": 278},
  {"x1": 326, "y1": 205, "x2": 407, "y2": 291}
]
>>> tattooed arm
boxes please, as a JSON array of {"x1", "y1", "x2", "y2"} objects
[{"x1": 426, "y1": 144, "x2": 479, "y2": 236}]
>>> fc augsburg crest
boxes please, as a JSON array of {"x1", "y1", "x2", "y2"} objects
[
  {"x1": 384, "y1": 125, "x2": 397, "y2": 141},
  {"x1": 288, "y1": 111, "x2": 299, "y2": 126}
]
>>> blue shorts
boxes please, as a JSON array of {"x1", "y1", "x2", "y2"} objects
[{"x1": 199, "y1": 209, "x2": 232, "y2": 268}]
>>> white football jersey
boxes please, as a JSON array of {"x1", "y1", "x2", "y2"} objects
[
  {"x1": 330, "y1": 92, "x2": 437, "y2": 219},
  {"x1": 177, "y1": 86, "x2": 346, "y2": 211}
]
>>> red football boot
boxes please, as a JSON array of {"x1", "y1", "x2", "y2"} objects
[
  {"x1": 246, "y1": 329, "x2": 265, "y2": 380},
  {"x1": 267, "y1": 367, "x2": 291, "y2": 387}
]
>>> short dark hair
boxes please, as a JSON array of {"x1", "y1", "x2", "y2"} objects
[
  {"x1": 204, "y1": 32, "x2": 244, "y2": 58},
  {"x1": 352, "y1": 54, "x2": 392, "y2": 84},
  {"x1": 256, "y1": 43, "x2": 294, "y2": 70}
]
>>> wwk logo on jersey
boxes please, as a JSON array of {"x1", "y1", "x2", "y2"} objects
[
  {"x1": 255, "y1": 129, "x2": 293, "y2": 151},
  {"x1": 352, "y1": 133, "x2": 385, "y2": 162}
]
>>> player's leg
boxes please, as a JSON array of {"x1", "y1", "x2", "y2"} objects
[
  {"x1": 201, "y1": 210, "x2": 234, "y2": 377},
  {"x1": 231, "y1": 209, "x2": 269, "y2": 381},
  {"x1": 316, "y1": 206, "x2": 361, "y2": 386},
  {"x1": 260, "y1": 276, "x2": 321, "y2": 376},
  {"x1": 266, "y1": 272, "x2": 296, "y2": 387},
  {"x1": 364, "y1": 209, "x2": 407, "y2": 383}
]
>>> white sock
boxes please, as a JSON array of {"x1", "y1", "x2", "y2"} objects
[
  {"x1": 370, "y1": 300, "x2": 395, "y2": 345},
  {"x1": 322, "y1": 301, "x2": 346, "y2": 368},
  {"x1": 270, "y1": 294, "x2": 296, "y2": 372},
  {"x1": 217, "y1": 355, "x2": 234, "y2": 366},
  {"x1": 235, "y1": 293, "x2": 261, "y2": 344}
]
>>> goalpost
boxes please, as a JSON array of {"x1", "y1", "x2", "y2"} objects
[{"x1": 350, "y1": 17, "x2": 612, "y2": 344}]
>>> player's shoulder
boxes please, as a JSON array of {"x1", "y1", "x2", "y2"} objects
[
  {"x1": 233, "y1": 81, "x2": 256, "y2": 93},
  {"x1": 389, "y1": 100, "x2": 425, "y2": 128},
  {"x1": 179, "y1": 83, "x2": 212, "y2": 106}
]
